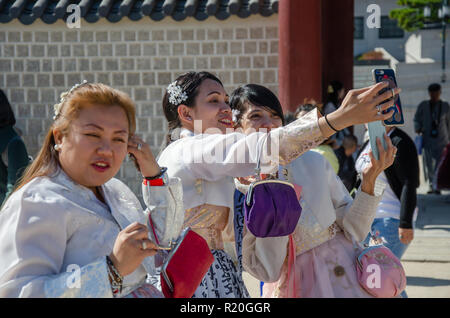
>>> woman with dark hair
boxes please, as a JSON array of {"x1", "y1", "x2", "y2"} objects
[
  {"x1": 0, "y1": 89, "x2": 29, "y2": 204},
  {"x1": 230, "y1": 84, "x2": 398, "y2": 298},
  {"x1": 157, "y1": 72, "x2": 400, "y2": 298}
]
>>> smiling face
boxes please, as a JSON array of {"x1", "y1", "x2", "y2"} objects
[
  {"x1": 189, "y1": 79, "x2": 232, "y2": 134},
  {"x1": 54, "y1": 104, "x2": 129, "y2": 191},
  {"x1": 239, "y1": 103, "x2": 283, "y2": 134}
]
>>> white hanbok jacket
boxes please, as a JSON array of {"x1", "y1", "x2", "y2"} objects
[
  {"x1": 0, "y1": 168, "x2": 182, "y2": 298},
  {"x1": 240, "y1": 150, "x2": 386, "y2": 282},
  {"x1": 158, "y1": 110, "x2": 324, "y2": 211},
  {"x1": 157, "y1": 110, "x2": 325, "y2": 244}
]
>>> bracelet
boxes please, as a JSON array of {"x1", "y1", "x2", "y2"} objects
[
  {"x1": 325, "y1": 114, "x2": 339, "y2": 132},
  {"x1": 143, "y1": 178, "x2": 165, "y2": 186},
  {"x1": 106, "y1": 255, "x2": 123, "y2": 294},
  {"x1": 145, "y1": 167, "x2": 167, "y2": 180}
]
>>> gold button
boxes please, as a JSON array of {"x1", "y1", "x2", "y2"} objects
[{"x1": 334, "y1": 265, "x2": 345, "y2": 277}]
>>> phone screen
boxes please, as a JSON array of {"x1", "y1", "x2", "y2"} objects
[{"x1": 373, "y1": 69, "x2": 404, "y2": 126}]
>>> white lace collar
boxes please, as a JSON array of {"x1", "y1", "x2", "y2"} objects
[{"x1": 180, "y1": 127, "x2": 195, "y2": 139}]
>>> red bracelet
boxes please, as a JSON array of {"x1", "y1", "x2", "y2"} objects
[{"x1": 143, "y1": 178, "x2": 164, "y2": 186}]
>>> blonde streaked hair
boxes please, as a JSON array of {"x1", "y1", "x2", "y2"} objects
[{"x1": 12, "y1": 82, "x2": 136, "y2": 194}]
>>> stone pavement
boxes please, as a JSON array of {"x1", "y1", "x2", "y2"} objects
[{"x1": 401, "y1": 190, "x2": 450, "y2": 298}]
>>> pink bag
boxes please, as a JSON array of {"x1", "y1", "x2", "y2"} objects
[{"x1": 355, "y1": 244, "x2": 406, "y2": 298}]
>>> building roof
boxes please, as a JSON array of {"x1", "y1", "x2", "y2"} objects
[{"x1": 0, "y1": 0, "x2": 278, "y2": 25}]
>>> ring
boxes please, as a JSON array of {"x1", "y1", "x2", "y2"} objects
[
  {"x1": 141, "y1": 241, "x2": 147, "y2": 250},
  {"x1": 391, "y1": 88, "x2": 395, "y2": 99},
  {"x1": 137, "y1": 143, "x2": 142, "y2": 150},
  {"x1": 376, "y1": 105, "x2": 381, "y2": 115}
]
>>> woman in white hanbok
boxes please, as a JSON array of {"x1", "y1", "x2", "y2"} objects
[
  {"x1": 0, "y1": 82, "x2": 182, "y2": 298},
  {"x1": 156, "y1": 72, "x2": 399, "y2": 298},
  {"x1": 230, "y1": 84, "x2": 398, "y2": 298}
]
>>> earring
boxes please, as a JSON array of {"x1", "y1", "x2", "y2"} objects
[{"x1": 54, "y1": 144, "x2": 61, "y2": 151}]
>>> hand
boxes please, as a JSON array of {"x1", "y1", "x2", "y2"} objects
[
  {"x1": 360, "y1": 133, "x2": 397, "y2": 195},
  {"x1": 128, "y1": 135, "x2": 161, "y2": 178},
  {"x1": 325, "y1": 82, "x2": 401, "y2": 132},
  {"x1": 109, "y1": 222, "x2": 158, "y2": 277},
  {"x1": 399, "y1": 228, "x2": 414, "y2": 245}
]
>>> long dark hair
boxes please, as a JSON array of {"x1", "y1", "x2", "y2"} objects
[
  {"x1": 0, "y1": 89, "x2": 16, "y2": 128},
  {"x1": 325, "y1": 80, "x2": 344, "y2": 107},
  {"x1": 161, "y1": 71, "x2": 223, "y2": 146},
  {"x1": 229, "y1": 84, "x2": 285, "y2": 126}
]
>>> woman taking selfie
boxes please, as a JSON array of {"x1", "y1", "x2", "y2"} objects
[
  {"x1": 0, "y1": 82, "x2": 182, "y2": 298},
  {"x1": 230, "y1": 84, "x2": 398, "y2": 298},
  {"x1": 157, "y1": 71, "x2": 399, "y2": 298}
]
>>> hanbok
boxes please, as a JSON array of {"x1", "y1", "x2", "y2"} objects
[
  {"x1": 0, "y1": 168, "x2": 182, "y2": 298},
  {"x1": 240, "y1": 151, "x2": 385, "y2": 297},
  {"x1": 157, "y1": 110, "x2": 325, "y2": 297}
]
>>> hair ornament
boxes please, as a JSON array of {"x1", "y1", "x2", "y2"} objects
[
  {"x1": 53, "y1": 80, "x2": 88, "y2": 120},
  {"x1": 167, "y1": 81, "x2": 188, "y2": 106}
]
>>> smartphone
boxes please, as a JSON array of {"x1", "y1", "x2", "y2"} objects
[
  {"x1": 367, "y1": 121, "x2": 387, "y2": 161},
  {"x1": 372, "y1": 69, "x2": 404, "y2": 126}
]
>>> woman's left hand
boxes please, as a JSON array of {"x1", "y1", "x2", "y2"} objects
[
  {"x1": 361, "y1": 133, "x2": 397, "y2": 195},
  {"x1": 128, "y1": 135, "x2": 161, "y2": 178},
  {"x1": 399, "y1": 228, "x2": 414, "y2": 245}
]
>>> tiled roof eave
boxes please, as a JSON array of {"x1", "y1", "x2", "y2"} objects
[{"x1": 0, "y1": 0, "x2": 278, "y2": 25}]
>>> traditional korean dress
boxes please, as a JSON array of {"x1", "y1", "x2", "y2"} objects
[
  {"x1": 240, "y1": 150, "x2": 386, "y2": 298},
  {"x1": 0, "y1": 168, "x2": 182, "y2": 298},
  {"x1": 157, "y1": 110, "x2": 325, "y2": 298}
]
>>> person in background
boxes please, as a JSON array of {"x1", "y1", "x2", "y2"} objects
[
  {"x1": 311, "y1": 138, "x2": 340, "y2": 175},
  {"x1": 414, "y1": 83, "x2": 450, "y2": 194},
  {"x1": 0, "y1": 89, "x2": 30, "y2": 205},
  {"x1": 291, "y1": 101, "x2": 340, "y2": 174},
  {"x1": 285, "y1": 100, "x2": 321, "y2": 125},
  {"x1": 355, "y1": 125, "x2": 419, "y2": 298},
  {"x1": 323, "y1": 81, "x2": 352, "y2": 149},
  {"x1": 334, "y1": 134, "x2": 358, "y2": 193}
]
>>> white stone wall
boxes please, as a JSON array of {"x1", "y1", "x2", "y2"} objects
[
  {"x1": 0, "y1": 16, "x2": 279, "y2": 199},
  {"x1": 405, "y1": 28, "x2": 450, "y2": 63}
]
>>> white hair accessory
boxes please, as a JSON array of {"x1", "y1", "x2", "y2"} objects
[
  {"x1": 53, "y1": 80, "x2": 88, "y2": 120},
  {"x1": 166, "y1": 81, "x2": 188, "y2": 106}
]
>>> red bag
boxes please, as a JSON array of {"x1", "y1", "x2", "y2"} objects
[
  {"x1": 160, "y1": 227, "x2": 214, "y2": 298},
  {"x1": 435, "y1": 142, "x2": 450, "y2": 190}
]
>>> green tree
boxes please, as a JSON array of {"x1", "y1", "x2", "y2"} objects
[{"x1": 389, "y1": 0, "x2": 449, "y2": 32}]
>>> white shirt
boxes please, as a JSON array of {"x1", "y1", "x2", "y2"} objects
[{"x1": 355, "y1": 134, "x2": 418, "y2": 222}]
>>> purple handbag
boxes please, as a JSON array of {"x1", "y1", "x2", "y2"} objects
[
  {"x1": 244, "y1": 141, "x2": 302, "y2": 238},
  {"x1": 244, "y1": 179, "x2": 302, "y2": 237}
]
